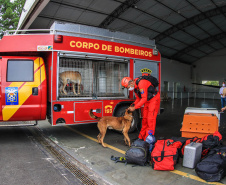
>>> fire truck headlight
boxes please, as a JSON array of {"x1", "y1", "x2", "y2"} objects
[{"x1": 53, "y1": 104, "x2": 61, "y2": 112}]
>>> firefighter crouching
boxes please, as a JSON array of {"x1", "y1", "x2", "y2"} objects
[{"x1": 121, "y1": 73, "x2": 160, "y2": 140}]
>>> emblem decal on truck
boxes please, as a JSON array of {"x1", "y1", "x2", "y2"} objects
[
  {"x1": 2, "y1": 57, "x2": 46, "y2": 121},
  {"x1": 37, "y1": 45, "x2": 53, "y2": 51},
  {"x1": 5, "y1": 87, "x2": 19, "y2": 105},
  {"x1": 105, "y1": 105, "x2": 113, "y2": 114}
]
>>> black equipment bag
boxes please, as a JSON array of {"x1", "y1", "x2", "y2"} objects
[
  {"x1": 125, "y1": 139, "x2": 150, "y2": 166},
  {"x1": 200, "y1": 131, "x2": 223, "y2": 157},
  {"x1": 195, "y1": 145, "x2": 226, "y2": 182},
  {"x1": 201, "y1": 131, "x2": 222, "y2": 150}
]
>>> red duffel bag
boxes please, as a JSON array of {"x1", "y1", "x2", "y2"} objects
[{"x1": 151, "y1": 139, "x2": 182, "y2": 171}]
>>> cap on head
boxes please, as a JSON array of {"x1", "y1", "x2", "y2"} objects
[{"x1": 121, "y1": 77, "x2": 132, "y2": 88}]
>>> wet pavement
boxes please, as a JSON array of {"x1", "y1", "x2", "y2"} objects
[
  {"x1": 156, "y1": 98, "x2": 226, "y2": 141},
  {"x1": 36, "y1": 98, "x2": 226, "y2": 185},
  {"x1": 0, "y1": 98, "x2": 225, "y2": 185},
  {"x1": 0, "y1": 127, "x2": 71, "y2": 185}
]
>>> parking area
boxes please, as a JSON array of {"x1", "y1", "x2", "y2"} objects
[
  {"x1": 1, "y1": 1, "x2": 226, "y2": 184},
  {"x1": 0, "y1": 99, "x2": 225, "y2": 185},
  {"x1": 34, "y1": 98, "x2": 226, "y2": 185}
]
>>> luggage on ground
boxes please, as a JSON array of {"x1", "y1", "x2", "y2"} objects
[
  {"x1": 125, "y1": 139, "x2": 150, "y2": 166},
  {"x1": 151, "y1": 139, "x2": 182, "y2": 171},
  {"x1": 171, "y1": 136, "x2": 188, "y2": 157},
  {"x1": 195, "y1": 145, "x2": 226, "y2": 182},
  {"x1": 200, "y1": 131, "x2": 222, "y2": 157},
  {"x1": 183, "y1": 142, "x2": 202, "y2": 168},
  {"x1": 181, "y1": 137, "x2": 201, "y2": 156},
  {"x1": 180, "y1": 132, "x2": 222, "y2": 157}
]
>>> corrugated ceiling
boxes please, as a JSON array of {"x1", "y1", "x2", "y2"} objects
[{"x1": 17, "y1": 0, "x2": 226, "y2": 64}]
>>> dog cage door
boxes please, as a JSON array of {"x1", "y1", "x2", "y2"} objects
[
  {"x1": 96, "y1": 61, "x2": 127, "y2": 98},
  {"x1": 58, "y1": 56, "x2": 128, "y2": 99}
]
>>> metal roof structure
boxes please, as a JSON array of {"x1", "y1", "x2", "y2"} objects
[{"x1": 17, "y1": 0, "x2": 226, "y2": 65}]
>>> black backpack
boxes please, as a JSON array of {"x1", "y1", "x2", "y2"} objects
[
  {"x1": 135, "y1": 75, "x2": 159, "y2": 88},
  {"x1": 195, "y1": 145, "x2": 226, "y2": 182},
  {"x1": 125, "y1": 139, "x2": 150, "y2": 166},
  {"x1": 135, "y1": 75, "x2": 159, "y2": 100}
]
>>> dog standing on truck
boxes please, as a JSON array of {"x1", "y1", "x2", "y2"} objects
[
  {"x1": 89, "y1": 108, "x2": 133, "y2": 147},
  {"x1": 59, "y1": 71, "x2": 82, "y2": 95}
]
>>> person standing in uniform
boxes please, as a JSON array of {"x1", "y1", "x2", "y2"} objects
[
  {"x1": 219, "y1": 81, "x2": 226, "y2": 109},
  {"x1": 121, "y1": 71, "x2": 160, "y2": 140}
]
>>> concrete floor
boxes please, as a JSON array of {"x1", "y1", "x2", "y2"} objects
[
  {"x1": 0, "y1": 127, "x2": 73, "y2": 185},
  {"x1": 0, "y1": 98, "x2": 225, "y2": 185},
  {"x1": 37, "y1": 98, "x2": 226, "y2": 185}
]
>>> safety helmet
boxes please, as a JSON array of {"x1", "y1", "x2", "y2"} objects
[{"x1": 121, "y1": 77, "x2": 132, "y2": 88}]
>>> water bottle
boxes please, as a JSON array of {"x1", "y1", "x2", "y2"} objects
[{"x1": 146, "y1": 130, "x2": 156, "y2": 152}]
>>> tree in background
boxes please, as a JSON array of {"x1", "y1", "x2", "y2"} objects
[
  {"x1": 202, "y1": 81, "x2": 219, "y2": 86},
  {"x1": 0, "y1": 0, "x2": 25, "y2": 37}
]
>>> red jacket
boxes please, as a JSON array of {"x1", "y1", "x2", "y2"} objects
[{"x1": 134, "y1": 78, "x2": 153, "y2": 109}]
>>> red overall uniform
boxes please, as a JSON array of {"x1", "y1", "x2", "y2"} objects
[{"x1": 133, "y1": 76, "x2": 160, "y2": 140}]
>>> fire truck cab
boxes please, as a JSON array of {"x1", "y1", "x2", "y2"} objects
[{"x1": 0, "y1": 21, "x2": 161, "y2": 131}]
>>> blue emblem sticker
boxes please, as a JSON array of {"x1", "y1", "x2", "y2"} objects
[
  {"x1": 140, "y1": 89, "x2": 144, "y2": 94},
  {"x1": 5, "y1": 87, "x2": 19, "y2": 105}
]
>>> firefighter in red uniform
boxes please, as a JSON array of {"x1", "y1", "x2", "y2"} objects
[{"x1": 121, "y1": 72, "x2": 160, "y2": 140}]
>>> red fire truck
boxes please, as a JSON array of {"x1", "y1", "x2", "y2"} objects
[{"x1": 0, "y1": 21, "x2": 161, "y2": 131}]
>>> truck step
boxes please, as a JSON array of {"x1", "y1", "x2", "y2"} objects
[{"x1": 0, "y1": 121, "x2": 37, "y2": 127}]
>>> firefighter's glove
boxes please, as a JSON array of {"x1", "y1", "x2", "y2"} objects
[{"x1": 111, "y1": 155, "x2": 126, "y2": 163}]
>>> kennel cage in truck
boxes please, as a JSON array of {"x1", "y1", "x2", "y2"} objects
[
  {"x1": 0, "y1": 21, "x2": 161, "y2": 129},
  {"x1": 57, "y1": 55, "x2": 128, "y2": 99}
]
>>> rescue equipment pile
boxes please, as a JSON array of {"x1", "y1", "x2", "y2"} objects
[{"x1": 111, "y1": 131, "x2": 225, "y2": 182}]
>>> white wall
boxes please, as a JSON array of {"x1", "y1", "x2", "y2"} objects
[
  {"x1": 193, "y1": 48, "x2": 226, "y2": 83},
  {"x1": 160, "y1": 48, "x2": 226, "y2": 99},
  {"x1": 161, "y1": 58, "x2": 192, "y2": 99},
  {"x1": 192, "y1": 48, "x2": 226, "y2": 99}
]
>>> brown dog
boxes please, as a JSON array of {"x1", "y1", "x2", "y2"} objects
[
  {"x1": 59, "y1": 71, "x2": 82, "y2": 95},
  {"x1": 89, "y1": 109, "x2": 133, "y2": 147}
]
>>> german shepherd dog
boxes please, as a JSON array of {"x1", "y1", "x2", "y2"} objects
[
  {"x1": 89, "y1": 109, "x2": 133, "y2": 147},
  {"x1": 59, "y1": 71, "x2": 82, "y2": 95}
]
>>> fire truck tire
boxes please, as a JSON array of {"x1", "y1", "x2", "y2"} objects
[{"x1": 115, "y1": 105, "x2": 140, "y2": 133}]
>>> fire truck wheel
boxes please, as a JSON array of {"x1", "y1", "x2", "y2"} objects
[{"x1": 115, "y1": 105, "x2": 140, "y2": 133}]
